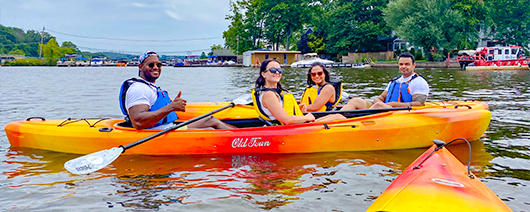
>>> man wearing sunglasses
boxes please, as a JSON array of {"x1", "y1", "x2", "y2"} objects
[
  {"x1": 119, "y1": 51, "x2": 235, "y2": 130},
  {"x1": 341, "y1": 52, "x2": 429, "y2": 110}
]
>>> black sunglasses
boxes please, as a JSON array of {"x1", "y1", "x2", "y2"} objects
[
  {"x1": 148, "y1": 62, "x2": 163, "y2": 68},
  {"x1": 266, "y1": 68, "x2": 284, "y2": 74}
]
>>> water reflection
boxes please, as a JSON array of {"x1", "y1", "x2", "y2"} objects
[
  {"x1": 3, "y1": 140, "x2": 494, "y2": 210},
  {"x1": 1, "y1": 67, "x2": 530, "y2": 211}
]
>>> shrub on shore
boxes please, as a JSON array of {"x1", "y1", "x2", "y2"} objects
[{"x1": 4, "y1": 58, "x2": 47, "y2": 66}]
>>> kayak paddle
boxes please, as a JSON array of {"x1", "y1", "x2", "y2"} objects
[
  {"x1": 64, "y1": 94, "x2": 253, "y2": 175},
  {"x1": 310, "y1": 106, "x2": 412, "y2": 119}
]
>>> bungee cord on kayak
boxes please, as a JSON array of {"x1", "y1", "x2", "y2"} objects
[{"x1": 414, "y1": 138, "x2": 474, "y2": 179}]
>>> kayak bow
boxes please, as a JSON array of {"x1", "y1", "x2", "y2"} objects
[{"x1": 366, "y1": 139, "x2": 512, "y2": 212}]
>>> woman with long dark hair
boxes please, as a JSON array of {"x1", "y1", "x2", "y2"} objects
[
  {"x1": 252, "y1": 59, "x2": 315, "y2": 125},
  {"x1": 300, "y1": 62, "x2": 342, "y2": 112}
]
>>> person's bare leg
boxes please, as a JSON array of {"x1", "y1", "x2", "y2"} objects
[
  {"x1": 315, "y1": 114, "x2": 346, "y2": 122},
  {"x1": 341, "y1": 98, "x2": 369, "y2": 110},
  {"x1": 188, "y1": 116, "x2": 236, "y2": 129},
  {"x1": 369, "y1": 102, "x2": 392, "y2": 109}
]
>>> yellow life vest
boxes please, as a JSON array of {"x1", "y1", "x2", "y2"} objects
[
  {"x1": 300, "y1": 81, "x2": 343, "y2": 111},
  {"x1": 251, "y1": 88, "x2": 304, "y2": 124}
]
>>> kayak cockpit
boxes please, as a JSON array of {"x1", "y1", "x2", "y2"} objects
[{"x1": 114, "y1": 118, "x2": 271, "y2": 129}]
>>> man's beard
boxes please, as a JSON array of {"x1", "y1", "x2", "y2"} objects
[{"x1": 144, "y1": 74, "x2": 158, "y2": 82}]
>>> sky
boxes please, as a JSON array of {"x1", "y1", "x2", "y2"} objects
[{"x1": 0, "y1": 0, "x2": 232, "y2": 55}]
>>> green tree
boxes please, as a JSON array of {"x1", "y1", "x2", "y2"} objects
[
  {"x1": 200, "y1": 52, "x2": 207, "y2": 59},
  {"x1": 261, "y1": 0, "x2": 308, "y2": 50},
  {"x1": 211, "y1": 44, "x2": 223, "y2": 50},
  {"x1": 1, "y1": 25, "x2": 54, "y2": 57},
  {"x1": 307, "y1": 33, "x2": 325, "y2": 53},
  {"x1": 0, "y1": 26, "x2": 18, "y2": 53},
  {"x1": 384, "y1": 0, "x2": 467, "y2": 60},
  {"x1": 61, "y1": 41, "x2": 80, "y2": 52},
  {"x1": 8, "y1": 49, "x2": 25, "y2": 55},
  {"x1": 60, "y1": 46, "x2": 76, "y2": 56},
  {"x1": 224, "y1": 0, "x2": 309, "y2": 52},
  {"x1": 43, "y1": 38, "x2": 62, "y2": 65},
  {"x1": 322, "y1": 0, "x2": 390, "y2": 54},
  {"x1": 486, "y1": 0, "x2": 530, "y2": 48},
  {"x1": 451, "y1": 0, "x2": 486, "y2": 50},
  {"x1": 223, "y1": 0, "x2": 265, "y2": 54}
]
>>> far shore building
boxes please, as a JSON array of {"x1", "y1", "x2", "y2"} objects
[
  {"x1": 0, "y1": 54, "x2": 25, "y2": 65},
  {"x1": 211, "y1": 49, "x2": 238, "y2": 63},
  {"x1": 243, "y1": 50, "x2": 301, "y2": 67}
]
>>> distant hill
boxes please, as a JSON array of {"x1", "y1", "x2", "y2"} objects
[
  {"x1": 101, "y1": 52, "x2": 135, "y2": 60},
  {"x1": 101, "y1": 52, "x2": 185, "y2": 61}
]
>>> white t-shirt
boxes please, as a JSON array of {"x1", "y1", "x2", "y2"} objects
[
  {"x1": 124, "y1": 80, "x2": 158, "y2": 113},
  {"x1": 385, "y1": 73, "x2": 430, "y2": 96}
]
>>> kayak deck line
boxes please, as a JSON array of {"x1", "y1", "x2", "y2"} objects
[{"x1": 177, "y1": 100, "x2": 489, "y2": 120}]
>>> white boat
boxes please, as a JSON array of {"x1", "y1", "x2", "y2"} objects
[
  {"x1": 290, "y1": 53, "x2": 335, "y2": 68},
  {"x1": 90, "y1": 58, "x2": 103, "y2": 67}
]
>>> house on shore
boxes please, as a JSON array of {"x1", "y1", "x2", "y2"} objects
[
  {"x1": 211, "y1": 49, "x2": 238, "y2": 63},
  {"x1": 243, "y1": 50, "x2": 301, "y2": 67},
  {"x1": 0, "y1": 54, "x2": 25, "y2": 65}
]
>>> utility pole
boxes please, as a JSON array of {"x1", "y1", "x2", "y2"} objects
[
  {"x1": 236, "y1": 34, "x2": 239, "y2": 57},
  {"x1": 39, "y1": 26, "x2": 45, "y2": 59}
]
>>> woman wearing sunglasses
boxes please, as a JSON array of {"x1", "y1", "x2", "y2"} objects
[
  {"x1": 300, "y1": 63, "x2": 343, "y2": 112},
  {"x1": 252, "y1": 60, "x2": 344, "y2": 125}
]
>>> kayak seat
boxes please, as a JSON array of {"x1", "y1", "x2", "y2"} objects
[
  {"x1": 116, "y1": 118, "x2": 272, "y2": 129},
  {"x1": 258, "y1": 117, "x2": 275, "y2": 126},
  {"x1": 117, "y1": 121, "x2": 133, "y2": 128},
  {"x1": 222, "y1": 118, "x2": 273, "y2": 128}
]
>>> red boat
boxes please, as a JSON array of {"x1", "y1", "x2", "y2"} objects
[{"x1": 457, "y1": 45, "x2": 530, "y2": 70}]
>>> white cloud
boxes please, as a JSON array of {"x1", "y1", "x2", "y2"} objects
[
  {"x1": 164, "y1": 10, "x2": 183, "y2": 21},
  {"x1": 131, "y1": 2, "x2": 148, "y2": 8}
]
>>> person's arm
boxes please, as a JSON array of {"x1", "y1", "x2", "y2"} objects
[
  {"x1": 128, "y1": 91, "x2": 186, "y2": 130},
  {"x1": 373, "y1": 90, "x2": 387, "y2": 104},
  {"x1": 385, "y1": 93, "x2": 428, "y2": 108},
  {"x1": 405, "y1": 79, "x2": 429, "y2": 107},
  {"x1": 385, "y1": 101, "x2": 411, "y2": 107},
  {"x1": 411, "y1": 94, "x2": 427, "y2": 106},
  {"x1": 262, "y1": 91, "x2": 314, "y2": 125},
  {"x1": 306, "y1": 85, "x2": 335, "y2": 112}
]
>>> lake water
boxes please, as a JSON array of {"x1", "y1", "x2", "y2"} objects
[{"x1": 1, "y1": 66, "x2": 529, "y2": 211}]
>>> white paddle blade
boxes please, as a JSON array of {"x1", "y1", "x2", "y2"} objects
[
  {"x1": 233, "y1": 94, "x2": 253, "y2": 105},
  {"x1": 64, "y1": 147, "x2": 123, "y2": 175}
]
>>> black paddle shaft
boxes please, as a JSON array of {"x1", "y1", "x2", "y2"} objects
[
  {"x1": 121, "y1": 102, "x2": 235, "y2": 151},
  {"x1": 310, "y1": 106, "x2": 411, "y2": 119}
]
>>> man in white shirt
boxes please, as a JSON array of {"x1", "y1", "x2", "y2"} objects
[
  {"x1": 119, "y1": 51, "x2": 235, "y2": 130},
  {"x1": 341, "y1": 52, "x2": 429, "y2": 110}
]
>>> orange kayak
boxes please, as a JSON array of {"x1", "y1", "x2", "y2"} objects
[
  {"x1": 5, "y1": 101, "x2": 490, "y2": 155},
  {"x1": 366, "y1": 142, "x2": 512, "y2": 212}
]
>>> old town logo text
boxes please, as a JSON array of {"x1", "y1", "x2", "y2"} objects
[{"x1": 232, "y1": 137, "x2": 271, "y2": 148}]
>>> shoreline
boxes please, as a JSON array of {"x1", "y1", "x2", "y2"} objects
[{"x1": 372, "y1": 61, "x2": 461, "y2": 69}]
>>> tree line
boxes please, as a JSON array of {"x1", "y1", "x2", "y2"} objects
[
  {"x1": 0, "y1": 25, "x2": 107, "y2": 65},
  {"x1": 223, "y1": 0, "x2": 530, "y2": 61}
]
